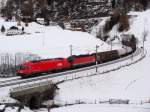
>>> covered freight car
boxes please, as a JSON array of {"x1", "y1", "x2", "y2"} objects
[{"x1": 96, "y1": 50, "x2": 119, "y2": 63}]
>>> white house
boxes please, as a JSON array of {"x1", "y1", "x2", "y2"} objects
[
  {"x1": 6, "y1": 26, "x2": 24, "y2": 36},
  {"x1": 36, "y1": 18, "x2": 45, "y2": 25}
]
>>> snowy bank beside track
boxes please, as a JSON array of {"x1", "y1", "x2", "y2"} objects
[{"x1": 52, "y1": 47, "x2": 146, "y2": 105}]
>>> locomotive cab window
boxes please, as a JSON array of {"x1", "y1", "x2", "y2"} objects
[
  {"x1": 67, "y1": 56, "x2": 74, "y2": 62},
  {"x1": 20, "y1": 65, "x2": 29, "y2": 70}
]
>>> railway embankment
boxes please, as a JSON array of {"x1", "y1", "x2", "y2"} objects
[{"x1": 5, "y1": 47, "x2": 145, "y2": 109}]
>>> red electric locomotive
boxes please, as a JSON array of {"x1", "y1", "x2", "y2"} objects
[
  {"x1": 68, "y1": 54, "x2": 96, "y2": 68},
  {"x1": 17, "y1": 58, "x2": 71, "y2": 78},
  {"x1": 17, "y1": 54, "x2": 96, "y2": 78}
]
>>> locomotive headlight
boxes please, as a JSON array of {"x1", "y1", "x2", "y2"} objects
[{"x1": 57, "y1": 63, "x2": 63, "y2": 67}]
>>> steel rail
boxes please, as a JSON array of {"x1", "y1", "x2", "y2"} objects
[{"x1": 0, "y1": 77, "x2": 20, "y2": 84}]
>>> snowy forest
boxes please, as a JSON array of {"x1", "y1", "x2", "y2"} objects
[
  {"x1": 0, "y1": 0, "x2": 111, "y2": 21},
  {"x1": 0, "y1": 0, "x2": 149, "y2": 22}
]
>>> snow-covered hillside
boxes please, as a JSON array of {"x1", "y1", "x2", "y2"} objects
[
  {"x1": 127, "y1": 10, "x2": 150, "y2": 43},
  {"x1": 0, "y1": 19, "x2": 116, "y2": 59},
  {"x1": 51, "y1": 10, "x2": 150, "y2": 112}
]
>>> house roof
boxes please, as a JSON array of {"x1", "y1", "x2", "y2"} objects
[{"x1": 9, "y1": 26, "x2": 18, "y2": 30}]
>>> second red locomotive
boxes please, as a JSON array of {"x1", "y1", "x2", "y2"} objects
[{"x1": 17, "y1": 54, "x2": 96, "y2": 78}]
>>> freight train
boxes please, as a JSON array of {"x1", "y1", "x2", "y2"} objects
[
  {"x1": 17, "y1": 36, "x2": 136, "y2": 78},
  {"x1": 17, "y1": 47, "x2": 133, "y2": 78}
]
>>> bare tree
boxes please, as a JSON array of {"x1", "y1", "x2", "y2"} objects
[
  {"x1": 0, "y1": 53, "x2": 41, "y2": 77},
  {"x1": 0, "y1": 0, "x2": 6, "y2": 12}
]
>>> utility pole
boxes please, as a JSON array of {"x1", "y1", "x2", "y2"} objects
[
  {"x1": 131, "y1": 51, "x2": 133, "y2": 61},
  {"x1": 143, "y1": 24, "x2": 145, "y2": 50},
  {"x1": 95, "y1": 45, "x2": 99, "y2": 73},
  {"x1": 17, "y1": 0, "x2": 21, "y2": 26},
  {"x1": 142, "y1": 19, "x2": 147, "y2": 55},
  {"x1": 42, "y1": 22, "x2": 46, "y2": 48},
  {"x1": 143, "y1": 36, "x2": 145, "y2": 49},
  {"x1": 70, "y1": 45, "x2": 73, "y2": 56},
  {"x1": 142, "y1": 36, "x2": 145, "y2": 56},
  {"x1": 110, "y1": 41, "x2": 112, "y2": 50},
  {"x1": 126, "y1": 44, "x2": 127, "y2": 54}
]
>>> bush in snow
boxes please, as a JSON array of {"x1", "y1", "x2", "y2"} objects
[
  {"x1": 103, "y1": 9, "x2": 120, "y2": 34},
  {"x1": 58, "y1": 22, "x2": 65, "y2": 29},
  {"x1": 103, "y1": 19, "x2": 111, "y2": 33},
  {"x1": 1, "y1": 25, "x2": 5, "y2": 33},
  {"x1": 118, "y1": 14, "x2": 129, "y2": 32}
]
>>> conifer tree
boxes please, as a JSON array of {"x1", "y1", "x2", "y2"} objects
[
  {"x1": 112, "y1": 0, "x2": 116, "y2": 9},
  {"x1": 1, "y1": 25, "x2": 5, "y2": 33}
]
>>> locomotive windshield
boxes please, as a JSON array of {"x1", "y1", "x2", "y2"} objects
[{"x1": 20, "y1": 65, "x2": 29, "y2": 70}]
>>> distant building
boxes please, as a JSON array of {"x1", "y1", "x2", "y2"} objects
[
  {"x1": 6, "y1": 26, "x2": 23, "y2": 36},
  {"x1": 36, "y1": 18, "x2": 45, "y2": 25}
]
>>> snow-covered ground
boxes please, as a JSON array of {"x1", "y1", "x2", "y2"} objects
[{"x1": 50, "y1": 104, "x2": 150, "y2": 112}]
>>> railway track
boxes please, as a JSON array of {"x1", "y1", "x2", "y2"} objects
[
  {"x1": 0, "y1": 77, "x2": 20, "y2": 84},
  {"x1": 0, "y1": 47, "x2": 143, "y2": 88}
]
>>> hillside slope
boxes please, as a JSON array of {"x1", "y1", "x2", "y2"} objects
[
  {"x1": 54, "y1": 9, "x2": 150, "y2": 106},
  {"x1": 0, "y1": 18, "x2": 114, "y2": 59}
]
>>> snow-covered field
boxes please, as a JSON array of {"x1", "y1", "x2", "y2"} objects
[{"x1": 50, "y1": 104, "x2": 150, "y2": 112}]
